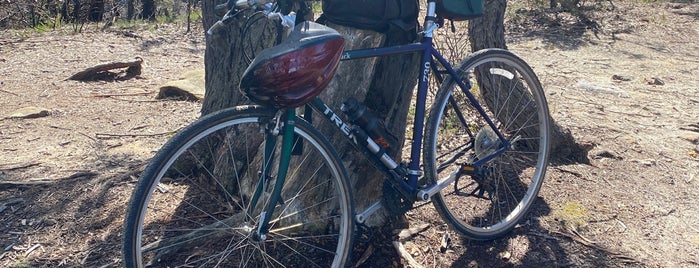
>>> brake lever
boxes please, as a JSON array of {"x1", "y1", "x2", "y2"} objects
[{"x1": 207, "y1": 0, "x2": 289, "y2": 37}]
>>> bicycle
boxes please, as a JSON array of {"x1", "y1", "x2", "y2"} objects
[{"x1": 122, "y1": 0, "x2": 551, "y2": 267}]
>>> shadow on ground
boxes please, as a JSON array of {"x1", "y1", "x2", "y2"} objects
[
  {"x1": 507, "y1": 4, "x2": 605, "y2": 50},
  {"x1": 0, "y1": 152, "x2": 144, "y2": 267}
]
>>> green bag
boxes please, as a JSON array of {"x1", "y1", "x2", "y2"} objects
[{"x1": 436, "y1": 0, "x2": 484, "y2": 21}]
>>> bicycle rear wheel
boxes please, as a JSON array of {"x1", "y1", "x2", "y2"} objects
[
  {"x1": 123, "y1": 106, "x2": 354, "y2": 267},
  {"x1": 424, "y1": 48, "x2": 551, "y2": 240}
]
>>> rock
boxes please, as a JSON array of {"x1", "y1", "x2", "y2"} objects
[
  {"x1": 498, "y1": 251, "x2": 512, "y2": 260},
  {"x1": 157, "y1": 69, "x2": 205, "y2": 101},
  {"x1": 679, "y1": 132, "x2": 699, "y2": 144},
  {"x1": 645, "y1": 77, "x2": 665, "y2": 85},
  {"x1": 612, "y1": 74, "x2": 632, "y2": 81},
  {"x1": 439, "y1": 232, "x2": 451, "y2": 253},
  {"x1": 592, "y1": 149, "x2": 623, "y2": 160},
  {"x1": 7, "y1": 106, "x2": 50, "y2": 119}
]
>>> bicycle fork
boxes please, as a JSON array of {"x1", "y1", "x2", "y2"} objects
[{"x1": 246, "y1": 109, "x2": 296, "y2": 241}]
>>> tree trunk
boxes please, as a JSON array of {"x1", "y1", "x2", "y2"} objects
[
  {"x1": 469, "y1": 0, "x2": 588, "y2": 163},
  {"x1": 142, "y1": 0, "x2": 156, "y2": 21},
  {"x1": 200, "y1": 1, "x2": 281, "y2": 115},
  {"x1": 72, "y1": 0, "x2": 81, "y2": 23},
  {"x1": 127, "y1": 0, "x2": 135, "y2": 20},
  {"x1": 61, "y1": 1, "x2": 69, "y2": 23},
  {"x1": 88, "y1": 0, "x2": 104, "y2": 22}
]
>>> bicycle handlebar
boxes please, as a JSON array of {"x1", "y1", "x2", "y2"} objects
[{"x1": 207, "y1": 0, "x2": 296, "y2": 36}]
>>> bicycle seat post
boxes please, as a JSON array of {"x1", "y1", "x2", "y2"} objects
[{"x1": 424, "y1": 0, "x2": 438, "y2": 37}]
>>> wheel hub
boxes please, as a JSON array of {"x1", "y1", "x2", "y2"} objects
[{"x1": 474, "y1": 127, "x2": 501, "y2": 158}]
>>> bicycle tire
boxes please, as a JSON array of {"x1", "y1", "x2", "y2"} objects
[
  {"x1": 424, "y1": 48, "x2": 551, "y2": 240},
  {"x1": 123, "y1": 105, "x2": 354, "y2": 267}
]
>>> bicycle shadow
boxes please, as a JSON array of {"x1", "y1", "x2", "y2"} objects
[
  {"x1": 446, "y1": 155, "x2": 622, "y2": 267},
  {"x1": 447, "y1": 197, "x2": 567, "y2": 267}
]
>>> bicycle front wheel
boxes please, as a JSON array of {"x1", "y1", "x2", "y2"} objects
[
  {"x1": 123, "y1": 106, "x2": 354, "y2": 267},
  {"x1": 424, "y1": 49, "x2": 551, "y2": 240}
]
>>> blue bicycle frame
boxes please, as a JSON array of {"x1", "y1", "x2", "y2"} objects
[{"x1": 301, "y1": 2, "x2": 510, "y2": 221}]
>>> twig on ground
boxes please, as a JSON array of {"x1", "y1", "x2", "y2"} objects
[
  {"x1": 615, "y1": 219, "x2": 627, "y2": 231},
  {"x1": 0, "y1": 162, "x2": 40, "y2": 171},
  {"x1": 0, "y1": 198, "x2": 25, "y2": 213},
  {"x1": 391, "y1": 224, "x2": 431, "y2": 267},
  {"x1": 91, "y1": 91, "x2": 153, "y2": 98},
  {"x1": 397, "y1": 223, "x2": 430, "y2": 241},
  {"x1": 0, "y1": 171, "x2": 98, "y2": 187},
  {"x1": 64, "y1": 171, "x2": 99, "y2": 180},
  {"x1": 0, "y1": 179, "x2": 55, "y2": 186},
  {"x1": 25, "y1": 244, "x2": 40, "y2": 256},
  {"x1": 50, "y1": 125, "x2": 72, "y2": 130},
  {"x1": 78, "y1": 131, "x2": 97, "y2": 142},
  {"x1": 393, "y1": 241, "x2": 423, "y2": 268},
  {"x1": 0, "y1": 89, "x2": 19, "y2": 96},
  {"x1": 95, "y1": 130, "x2": 176, "y2": 139},
  {"x1": 528, "y1": 231, "x2": 556, "y2": 240},
  {"x1": 551, "y1": 227, "x2": 639, "y2": 264},
  {"x1": 567, "y1": 226, "x2": 596, "y2": 245},
  {"x1": 107, "y1": 97, "x2": 163, "y2": 102},
  {"x1": 352, "y1": 244, "x2": 374, "y2": 268},
  {"x1": 553, "y1": 166, "x2": 583, "y2": 177}
]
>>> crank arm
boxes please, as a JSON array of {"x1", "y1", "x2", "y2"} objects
[
  {"x1": 355, "y1": 200, "x2": 383, "y2": 225},
  {"x1": 417, "y1": 165, "x2": 476, "y2": 201}
]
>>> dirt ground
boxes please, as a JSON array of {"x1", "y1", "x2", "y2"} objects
[{"x1": 1, "y1": 1, "x2": 698, "y2": 267}]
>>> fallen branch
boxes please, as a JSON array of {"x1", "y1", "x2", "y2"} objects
[
  {"x1": 106, "y1": 97, "x2": 163, "y2": 103},
  {"x1": 0, "y1": 162, "x2": 40, "y2": 171},
  {"x1": 95, "y1": 130, "x2": 177, "y2": 139},
  {"x1": 0, "y1": 179, "x2": 56, "y2": 186},
  {"x1": 68, "y1": 57, "x2": 143, "y2": 81},
  {"x1": 64, "y1": 171, "x2": 99, "y2": 180},
  {"x1": 0, "y1": 171, "x2": 98, "y2": 187},
  {"x1": 352, "y1": 244, "x2": 374, "y2": 268},
  {"x1": 91, "y1": 91, "x2": 154, "y2": 98},
  {"x1": 392, "y1": 241, "x2": 423, "y2": 268},
  {"x1": 25, "y1": 244, "x2": 41, "y2": 256},
  {"x1": 396, "y1": 223, "x2": 430, "y2": 241},
  {"x1": 0, "y1": 198, "x2": 25, "y2": 213},
  {"x1": 391, "y1": 224, "x2": 430, "y2": 267},
  {"x1": 551, "y1": 227, "x2": 639, "y2": 264}
]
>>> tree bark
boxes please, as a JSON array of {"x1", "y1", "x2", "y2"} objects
[{"x1": 469, "y1": 0, "x2": 588, "y2": 163}]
